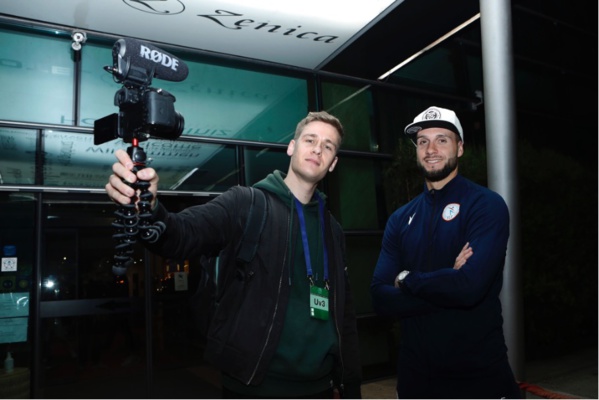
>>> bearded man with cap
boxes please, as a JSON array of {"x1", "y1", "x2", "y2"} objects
[{"x1": 370, "y1": 106, "x2": 521, "y2": 398}]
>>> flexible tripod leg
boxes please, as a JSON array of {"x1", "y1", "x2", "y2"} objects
[
  {"x1": 112, "y1": 141, "x2": 164, "y2": 276},
  {"x1": 111, "y1": 143, "x2": 145, "y2": 276}
]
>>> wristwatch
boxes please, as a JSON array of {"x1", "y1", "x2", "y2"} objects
[{"x1": 395, "y1": 270, "x2": 410, "y2": 287}]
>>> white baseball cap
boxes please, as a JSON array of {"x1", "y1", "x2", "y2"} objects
[{"x1": 404, "y1": 106, "x2": 464, "y2": 143}]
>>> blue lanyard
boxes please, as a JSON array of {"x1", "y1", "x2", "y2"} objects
[{"x1": 294, "y1": 195, "x2": 329, "y2": 288}]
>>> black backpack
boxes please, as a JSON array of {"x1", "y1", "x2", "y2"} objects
[{"x1": 190, "y1": 187, "x2": 267, "y2": 339}]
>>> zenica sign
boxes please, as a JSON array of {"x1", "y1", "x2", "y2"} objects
[{"x1": 196, "y1": 9, "x2": 339, "y2": 44}]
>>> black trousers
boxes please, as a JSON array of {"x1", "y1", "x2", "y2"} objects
[{"x1": 396, "y1": 360, "x2": 522, "y2": 399}]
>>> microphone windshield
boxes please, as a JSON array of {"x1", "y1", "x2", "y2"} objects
[{"x1": 113, "y1": 38, "x2": 189, "y2": 83}]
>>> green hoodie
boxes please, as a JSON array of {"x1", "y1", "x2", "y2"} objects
[{"x1": 223, "y1": 170, "x2": 339, "y2": 397}]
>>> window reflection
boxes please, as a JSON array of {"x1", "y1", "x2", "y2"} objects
[
  {"x1": 0, "y1": 128, "x2": 37, "y2": 185},
  {"x1": 0, "y1": 27, "x2": 74, "y2": 125},
  {"x1": 321, "y1": 81, "x2": 377, "y2": 152}
]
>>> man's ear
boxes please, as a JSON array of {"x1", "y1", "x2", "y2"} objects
[
  {"x1": 328, "y1": 156, "x2": 339, "y2": 172},
  {"x1": 287, "y1": 140, "x2": 295, "y2": 156},
  {"x1": 457, "y1": 141, "x2": 464, "y2": 158}
]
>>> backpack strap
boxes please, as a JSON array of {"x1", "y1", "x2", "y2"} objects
[{"x1": 236, "y1": 187, "x2": 267, "y2": 264}]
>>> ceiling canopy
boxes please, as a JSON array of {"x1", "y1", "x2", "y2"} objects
[{"x1": 0, "y1": 0, "x2": 479, "y2": 79}]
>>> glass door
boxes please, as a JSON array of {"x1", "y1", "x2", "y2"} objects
[
  {"x1": 0, "y1": 192, "x2": 35, "y2": 399},
  {"x1": 37, "y1": 193, "x2": 220, "y2": 399},
  {"x1": 39, "y1": 197, "x2": 149, "y2": 398}
]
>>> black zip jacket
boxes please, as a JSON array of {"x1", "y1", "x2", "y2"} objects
[{"x1": 146, "y1": 175, "x2": 362, "y2": 398}]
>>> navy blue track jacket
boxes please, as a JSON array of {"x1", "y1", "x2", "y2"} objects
[{"x1": 371, "y1": 174, "x2": 512, "y2": 377}]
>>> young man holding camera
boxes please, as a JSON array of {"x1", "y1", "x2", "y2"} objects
[{"x1": 106, "y1": 111, "x2": 362, "y2": 399}]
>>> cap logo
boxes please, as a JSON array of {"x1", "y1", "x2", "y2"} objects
[{"x1": 423, "y1": 108, "x2": 442, "y2": 121}]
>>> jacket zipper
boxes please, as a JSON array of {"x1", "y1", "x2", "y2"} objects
[
  {"x1": 329, "y1": 212, "x2": 344, "y2": 390},
  {"x1": 246, "y1": 207, "x2": 291, "y2": 384},
  {"x1": 426, "y1": 189, "x2": 436, "y2": 271},
  {"x1": 334, "y1": 267, "x2": 344, "y2": 391}
]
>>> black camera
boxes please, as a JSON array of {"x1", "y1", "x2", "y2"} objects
[
  {"x1": 94, "y1": 38, "x2": 188, "y2": 145},
  {"x1": 95, "y1": 86, "x2": 184, "y2": 145}
]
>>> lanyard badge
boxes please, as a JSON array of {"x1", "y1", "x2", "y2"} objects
[
  {"x1": 310, "y1": 284, "x2": 329, "y2": 320},
  {"x1": 295, "y1": 196, "x2": 330, "y2": 321}
]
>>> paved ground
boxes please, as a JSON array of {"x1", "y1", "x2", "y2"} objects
[
  {"x1": 522, "y1": 346, "x2": 597, "y2": 399},
  {"x1": 41, "y1": 344, "x2": 597, "y2": 398},
  {"x1": 361, "y1": 346, "x2": 598, "y2": 399}
]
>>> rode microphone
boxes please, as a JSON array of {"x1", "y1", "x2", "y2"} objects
[{"x1": 106, "y1": 37, "x2": 189, "y2": 85}]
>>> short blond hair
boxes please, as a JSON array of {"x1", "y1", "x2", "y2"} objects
[{"x1": 294, "y1": 111, "x2": 344, "y2": 145}]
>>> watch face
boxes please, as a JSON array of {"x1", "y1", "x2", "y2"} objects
[{"x1": 442, "y1": 203, "x2": 460, "y2": 221}]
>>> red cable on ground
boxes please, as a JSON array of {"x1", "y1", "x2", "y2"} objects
[{"x1": 518, "y1": 381, "x2": 580, "y2": 399}]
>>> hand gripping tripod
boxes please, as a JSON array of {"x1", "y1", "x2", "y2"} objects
[{"x1": 112, "y1": 138, "x2": 165, "y2": 276}]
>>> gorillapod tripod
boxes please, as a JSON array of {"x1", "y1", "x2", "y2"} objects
[{"x1": 112, "y1": 138, "x2": 165, "y2": 276}]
